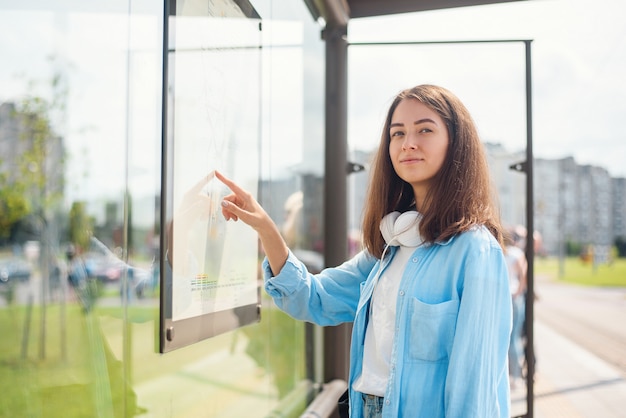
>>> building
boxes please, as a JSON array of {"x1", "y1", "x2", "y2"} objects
[
  {"x1": 613, "y1": 177, "x2": 626, "y2": 242},
  {"x1": 486, "y1": 147, "x2": 620, "y2": 257}
]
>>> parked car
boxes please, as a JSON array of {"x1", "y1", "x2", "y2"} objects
[
  {"x1": 80, "y1": 237, "x2": 126, "y2": 283},
  {"x1": 82, "y1": 238, "x2": 154, "y2": 298},
  {"x1": 83, "y1": 251, "x2": 125, "y2": 282},
  {"x1": 0, "y1": 258, "x2": 32, "y2": 283}
]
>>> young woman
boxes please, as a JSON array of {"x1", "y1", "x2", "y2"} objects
[{"x1": 216, "y1": 84, "x2": 512, "y2": 417}]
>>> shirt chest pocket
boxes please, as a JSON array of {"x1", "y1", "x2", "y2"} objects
[{"x1": 407, "y1": 297, "x2": 459, "y2": 362}]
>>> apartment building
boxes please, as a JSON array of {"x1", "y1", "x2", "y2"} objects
[{"x1": 487, "y1": 148, "x2": 621, "y2": 256}]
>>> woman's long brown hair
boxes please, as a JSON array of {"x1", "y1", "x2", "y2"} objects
[{"x1": 361, "y1": 84, "x2": 505, "y2": 258}]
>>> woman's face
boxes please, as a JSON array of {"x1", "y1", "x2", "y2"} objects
[{"x1": 388, "y1": 99, "x2": 449, "y2": 206}]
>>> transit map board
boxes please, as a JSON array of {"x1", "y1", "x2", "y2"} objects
[{"x1": 160, "y1": 0, "x2": 261, "y2": 352}]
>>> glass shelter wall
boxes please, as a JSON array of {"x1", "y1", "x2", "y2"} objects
[
  {"x1": 0, "y1": 1, "x2": 325, "y2": 417},
  {"x1": 346, "y1": 40, "x2": 530, "y2": 418}
]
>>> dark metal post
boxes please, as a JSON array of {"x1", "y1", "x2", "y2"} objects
[
  {"x1": 159, "y1": 0, "x2": 173, "y2": 353},
  {"x1": 323, "y1": 22, "x2": 351, "y2": 383},
  {"x1": 524, "y1": 39, "x2": 535, "y2": 418}
]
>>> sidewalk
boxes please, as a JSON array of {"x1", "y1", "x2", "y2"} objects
[{"x1": 510, "y1": 320, "x2": 626, "y2": 417}]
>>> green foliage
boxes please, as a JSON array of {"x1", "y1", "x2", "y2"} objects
[
  {"x1": 565, "y1": 240, "x2": 583, "y2": 257},
  {"x1": 69, "y1": 201, "x2": 93, "y2": 250},
  {"x1": 14, "y1": 95, "x2": 64, "y2": 206},
  {"x1": 0, "y1": 69, "x2": 67, "y2": 243},
  {"x1": 615, "y1": 236, "x2": 626, "y2": 257},
  {"x1": 0, "y1": 172, "x2": 30, "y2": 239}
]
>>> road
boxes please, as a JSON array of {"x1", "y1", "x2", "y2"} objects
[
  {"x1": 533, "y1": 272, "x2": 626, "y2": 377},
  {"x1": 510, "y1": 271, "x2": 626, "y2": 418}
]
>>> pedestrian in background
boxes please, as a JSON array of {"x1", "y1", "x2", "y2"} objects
[
  {"x1": 66, "y1": 244, "x2": 92, "y2": 312},
  {"x1": 217, "y1": 84, "x2": 512, "y2": 417},
  {"x1": 505, "y1": 225, "x2": 528, "y2": 390}
]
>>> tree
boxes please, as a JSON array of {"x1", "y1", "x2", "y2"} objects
[
  {"x1": 615, "y1": 236, "x2": 626, "y2": 258},
  {"x1": 0, "y1": 172, "x2": 30, "y2": 241},
  {"x1": 68, "y1": 201, "x2": 93, "y2": 250},
  {"x1": 2, "y1": 66, "x2": 69, "y2": 360},
  {"x1": 0, "y1": 89, "x2": 65, "y2": 244}
]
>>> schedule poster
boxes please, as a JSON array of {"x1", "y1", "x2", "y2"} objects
[{"x1": 160, "y1": 0, "x2": 261, "y2": 353}]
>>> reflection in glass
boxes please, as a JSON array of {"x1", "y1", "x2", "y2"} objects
[{"x1": 0, "y1": 0, "x2": 322, "y2": 416}]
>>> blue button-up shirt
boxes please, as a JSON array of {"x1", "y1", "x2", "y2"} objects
[{"x1": 263, "y1": 226, "x2": 512, "y2": 417}]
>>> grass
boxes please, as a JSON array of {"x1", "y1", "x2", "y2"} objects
[
  {"x1": 535, "y1": 256, "x2": 626, "y2": 287},
  {"x1": 0, "y1": 302, "x2": 141, "y2": 417},
  {"x1": 0, "y1": 293, "x2": 307, "y2": 418}
]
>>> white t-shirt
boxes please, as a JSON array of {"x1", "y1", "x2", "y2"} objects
[
  {"x1": 353, "y1": 245, "x2": 415, "y2": 396},
  {"x1": 505, "y1": 245, "x2": 524, "y2": 294},
  {"x1": 353, "y1": 210, "x2": 423, "y2": 396}
]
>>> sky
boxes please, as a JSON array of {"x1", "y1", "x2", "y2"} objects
[
  {"x1": 347, "y1": 0, "x2": 626, "y2": 178},
  {"x1": 0, "y1": 2, "x2": 162, "y2": 207},
  {"x1": 0, "y1": 0, "x2": 625, "y2": 182}
]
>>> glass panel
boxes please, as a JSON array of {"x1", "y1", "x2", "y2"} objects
[
  {"x1": 0, "y1": 0, "x2": 323, "y2": 416},
  {"x1": 0, "y1": 1, "x2": 161, "y2": 416},
  {"x1": 347, "y1": 41, "x2": 529, "y2": 417}
]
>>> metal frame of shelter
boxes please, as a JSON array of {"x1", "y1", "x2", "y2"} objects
[{"x1": 320, "y1": 20, "x2": 536, "y2": 418}]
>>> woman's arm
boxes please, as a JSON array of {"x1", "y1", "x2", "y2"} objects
[{"x1": 264, "y1": 249, "x2": 376, "y2": 325}]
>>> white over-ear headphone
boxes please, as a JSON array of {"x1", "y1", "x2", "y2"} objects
[
  {"x1": 380, "y1": 211, "x2": 423, "y2": 247},
  {"x1": 368, "y1": 211, "x2": 423, "y2": 318}
]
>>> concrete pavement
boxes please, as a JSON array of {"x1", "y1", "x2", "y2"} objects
[{"x1": 510, "y1": 319, "x2": 626, "y2": 417}]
